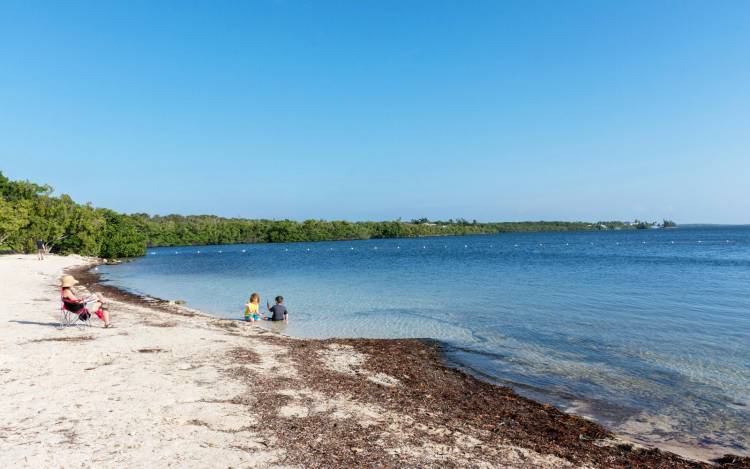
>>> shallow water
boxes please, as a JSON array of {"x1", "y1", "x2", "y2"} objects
[{"x1": 100, "y1": 226, "x2": 750, "y2": 455}]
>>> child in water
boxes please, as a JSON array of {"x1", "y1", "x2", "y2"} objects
[{"x1": 244, "y1": 293, "x2": 261, "y2": 322}]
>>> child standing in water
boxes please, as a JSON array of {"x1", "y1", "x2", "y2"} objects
[{"x1": 244, "y1": 293, "x2": 261, "y2": 322}]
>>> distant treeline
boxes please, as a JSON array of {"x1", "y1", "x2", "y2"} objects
[
  {"x1": 1, "y1": 172, "x2": 663, "y2": 258},
  {"x1": 131, "y1": 215, "x2": 630, "y2": 248}
]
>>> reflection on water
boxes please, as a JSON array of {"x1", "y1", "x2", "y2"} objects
[
  {"x1": 101, "y1": 226, "x2": 750, "y2": 457},
  {"x1": 262, "y1": 319, "x2": 289, "y2": 335}
]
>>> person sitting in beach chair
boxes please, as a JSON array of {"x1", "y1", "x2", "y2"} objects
[{"x1": 60, "y1": 275, "x2": 112, "y2": 328}]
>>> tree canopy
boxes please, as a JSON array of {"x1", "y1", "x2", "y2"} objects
[{"x1": 1, "y1": 171, "x2": 653, "y2": 258}]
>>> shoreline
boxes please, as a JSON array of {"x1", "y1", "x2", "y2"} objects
[
  {"x1": 72, "y1": 258, "x2": 748, "y2": 467},
  {"x1": 2, "y1": 253, "x2": 747, "y2": 467}
]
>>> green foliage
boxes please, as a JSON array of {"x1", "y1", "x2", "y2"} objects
[
  {"x1": 633, "y1": 220, "x2": 654, "y2": 230},
  {"x1": 661, "y1": 219, "x2": 677, "y2": 228},
  {"x1": 0, "y1": 171, "x2": 144, "y2": 257},
  {"x1": 135, "y1": 216, "x2": 639, "y2": 248},
  {"x1": 99, "y1": 210, "x2": 147, "y2": 258},
  {"x1": 0, "y1": 197, "x2": 30, "y2": 248},
  {"x1": 1, "y1": 170, "x2": 653, "y2": 258}
]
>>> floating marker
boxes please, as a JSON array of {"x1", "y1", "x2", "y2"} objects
[
  {"x1": 464, "y1": 245, "x2": 468, "y2": 248},
  {"x1": 642, "y1": 241, "x2": 646, "y2": 244},
  {"x1": 671, "y1": 241, "x2": 674, "y2": 244},
  {"x1": 565, "y1": 243, "x2": 569, "y2": 246},
  {"x1": 218, "y1": 250, "x2": 222, "y2": 253},
  {"x1": 514, "y1": 244, "x2": 519, "y2": 247},
  {"x1": 396, "y1": 246, "x2": 400, "y2": 249},
  {"x1": 374, "y1": 247, "x2": 378, "y2": 250},
  {"x1": 698, "y1": 240, "x2": 702, "y2": 243},
  {"x1": 197, "y1": 250, "x2": 201, "y2": 254},
  {"x1": 241, "y1": 249, "x2": 246, "y2": 253},
  {"x1": 350, "y1": 247, "x2": 354, "y2": 250}
]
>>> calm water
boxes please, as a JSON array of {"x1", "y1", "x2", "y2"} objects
[{"x1": 100, "y1": 227, "x2": 750, "y2": 455}]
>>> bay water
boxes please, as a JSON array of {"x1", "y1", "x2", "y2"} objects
[{"x1": 99, "y1": 226, "x2": 750, "y2": 455}]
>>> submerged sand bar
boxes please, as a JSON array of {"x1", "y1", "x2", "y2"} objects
[{"x1": 1, "y1": 254, "x2": 747, "y2": 468}]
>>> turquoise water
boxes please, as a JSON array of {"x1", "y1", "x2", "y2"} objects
[{"x1": 100, "y1": 226, "x2": 750, "y2": 454}]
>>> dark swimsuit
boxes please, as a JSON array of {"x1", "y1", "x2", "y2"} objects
[{"x1": 63, "y1": 299, "x2": 84, "y2": 312}]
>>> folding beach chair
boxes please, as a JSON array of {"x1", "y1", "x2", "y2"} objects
[{"x1": 58, "y1": 290, "x2": 93, "y2": 329}]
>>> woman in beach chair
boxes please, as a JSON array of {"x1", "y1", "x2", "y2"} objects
[{"x1": 60, "y1": 275, "x2": 112, "y2": 328}]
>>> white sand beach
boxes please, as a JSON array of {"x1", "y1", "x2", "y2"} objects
[{"x1": 0, "y1": 254, "x2": 282, "y2": 467}]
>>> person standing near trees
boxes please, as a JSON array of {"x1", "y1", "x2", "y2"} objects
[{"x1": 36, "y1": 239, "x2": 45, "y2": 260}]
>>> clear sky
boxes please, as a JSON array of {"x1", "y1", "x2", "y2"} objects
[{"x1": 1, "y1": 1, "x2": 748, "y2": 223}]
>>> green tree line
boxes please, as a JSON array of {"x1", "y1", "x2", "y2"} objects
[
  {"x1": 1, "y1": 171, "x2": 643, "y2": 258},
  {"x1": 0, "y1": 172, "x2": 146, "y2": 258}
]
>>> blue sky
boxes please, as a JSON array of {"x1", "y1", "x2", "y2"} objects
[{"x1": 1, "y1": 1, "x2": 748, "y2": 223}]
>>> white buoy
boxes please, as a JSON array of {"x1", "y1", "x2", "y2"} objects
[
  {"x1": 397, "y1": 246, "x2": 400, "y2": 249},
  {"x1": 350, "y1": 247, "x2": 354, "y2": 250},
  {"x1": 241, "y1": 249, "x2": 246, "y2": 253},
  {"x1": 464, "y1": 245, "x2": 468, "y2": 248},
  {"x1": 671, "y1": 241, "x2": 674, "y2": 244},
  {"x1": 197, "y1": 250, "x2": 201, "y2": 254},
  {"x1": 423, "y1": 246, "x2": 426, "y2": 249},
  {"x1": 374, "y1": 247, "x2": 378, "y2": 250},
  {"x1": 565, "y1": 243, "x2": 569, "y2": 246},
  {"x1": 514, "y1": 244, "x2": 519, "y2": 247},
  {"x1": 615, "y1": 242, "x2": 619, "y2": 245},
  {"x1": 306, "y1": 248, "x2": 310, "y2": 252},
  {"x1": 698, "y1": 240, "x2": 702, "y2": 243},
  {"x1": 642, "y1": 241, "x2": 646, "y2": 244},
  {"x1": 218, "y1": 250, "x2": 222, "y2": 253}
]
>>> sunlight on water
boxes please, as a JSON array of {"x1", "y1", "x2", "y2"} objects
[{"x1": 100, "y1": 226, "x2": 750, "y2": 455}]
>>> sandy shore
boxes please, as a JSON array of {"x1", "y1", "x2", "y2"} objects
[{"x1": 1, "y1": 254, "x2": 748, "y2": 468}]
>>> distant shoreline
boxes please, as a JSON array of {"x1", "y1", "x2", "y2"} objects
[{"x1": 138, "y1": 224, "x2": 681, "y2": 252}]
